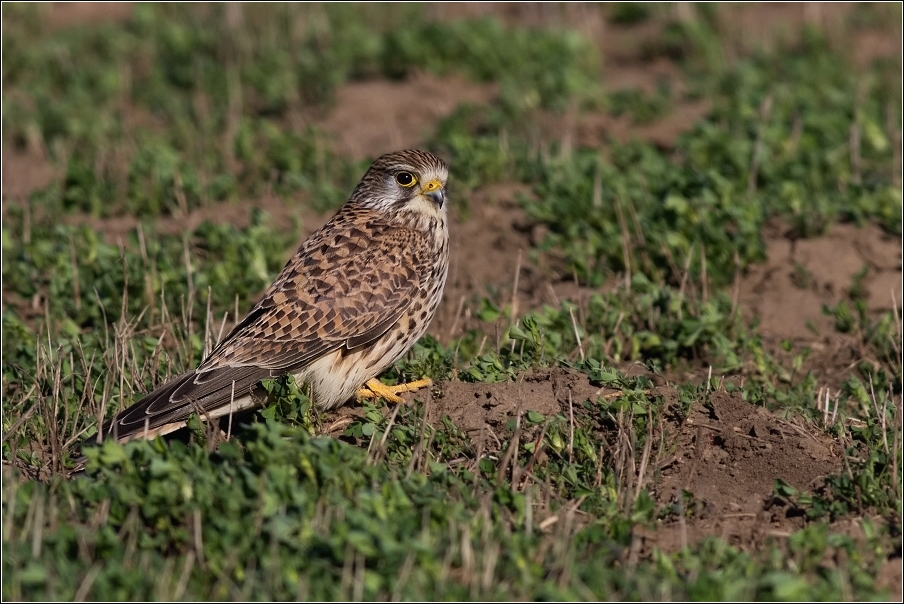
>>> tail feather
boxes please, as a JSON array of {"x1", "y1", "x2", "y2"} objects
[{"x1": 97, "y1": 366, "x2": 270, "y2": 444}]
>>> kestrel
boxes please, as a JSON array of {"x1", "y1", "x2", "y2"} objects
[{"x1": 96, "y1": 149, "x2": 449, "y2": 444}]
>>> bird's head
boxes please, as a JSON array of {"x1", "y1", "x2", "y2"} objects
[{"x1": 348, "y1": 150, "x2": 448, "y2": 219}]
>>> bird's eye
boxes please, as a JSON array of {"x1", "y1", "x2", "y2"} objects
[{"x1": 395, "y1": 171, "x2": 417, "y2": 187}]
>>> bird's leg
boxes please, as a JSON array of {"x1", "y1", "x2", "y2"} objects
[{"x1": 356, "y1": 378, "x2": 433, "y2": 404}]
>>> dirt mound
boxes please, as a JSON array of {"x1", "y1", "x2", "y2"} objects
[
  {"x1": 428, "y1": 367, "x2": 601, "y2": 433},
  {"x1": 646, "y1": 389, "x2": 840, "y2": 552},
  {"x1": 423, "y1": 367, "x2": 842, "y2": 552}
]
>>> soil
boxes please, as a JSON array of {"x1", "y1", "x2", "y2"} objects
[
  {"x1": 645, "y1": 387, "x2": 840, "y2": 551},
  {"x1": 3, "y1": 3, "x2": 901, "y2": 591},
  {"x1": 39, "y1": 2, "x2": 133, "y2": 32},
  {"x1": 323, "y1": 365, "x2": 856, "y2": 557},
  {"x1": 738, "y1": 220, "x2": 902, "y2": 393},
  {"x1": 320, "y1": 72, "x2": 497, "y2": 162},
  {"x1": 741, "y1": 221, "x2": 902, "y2": 340},
  {"x1": 1, "y1": 148, "x2": 58, "y2": 199},
  {"x1": 425, "y1": 367, "x2": 602, "y2": 434}
]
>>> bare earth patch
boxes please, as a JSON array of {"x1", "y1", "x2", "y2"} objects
[
  {"x1": 738, "y1": 221, "x2": 902, "y2": 391},
  {"x1": 40, "y1": 2, "x2": 134, "y2": 31},
  {"x1": 647, "y1": 389, "x2": 839, "y2": 553},
  {"x1": 320, "y1": 72, "x2": 497, "y2": 162},
  {"x1": 427, "y1": 367, "x2": 600, "y2": 435},
  {"x1": 740, "y1": 221, "x2": 902, "y2": 342},
  {"x1": 1, "y1": 147, "x2": 58, "y2": 201}
]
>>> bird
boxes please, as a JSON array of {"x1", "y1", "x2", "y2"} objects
[{"x1": 94, "y1": 149, "x2": 449, "y2": 445}]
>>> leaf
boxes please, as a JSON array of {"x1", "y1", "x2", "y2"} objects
[
  {"x1": 526, "y1": 410, "x2": 545, "y2": 424},
  {"x1": 773, "y1": 479, "x2": 797, "y2": 498}
]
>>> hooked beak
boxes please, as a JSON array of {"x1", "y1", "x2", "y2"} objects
[{"x1": 421, "y1": 179, "x2": 446, "y2": 207}]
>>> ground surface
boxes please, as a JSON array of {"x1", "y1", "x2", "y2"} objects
[{"x1": 2, "y1": 3, "x2": 901, "y2": 601}]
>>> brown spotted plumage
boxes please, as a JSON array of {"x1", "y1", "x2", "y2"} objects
[{"x1": 97, "y1": 150, "x2": 449, "y2": 444}]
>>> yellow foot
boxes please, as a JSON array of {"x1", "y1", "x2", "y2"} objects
[{"x1": 355, "y1": 378, "x2": 433, "y2": 404}]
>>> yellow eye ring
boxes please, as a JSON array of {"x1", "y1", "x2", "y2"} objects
[{"x1": 395, "y1": 171, "x2": 417, "y2": 188}]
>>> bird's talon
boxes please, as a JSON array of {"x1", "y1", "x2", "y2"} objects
[{"x1": 356, "y1": 377, "x2": 433, "y2": 404}]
